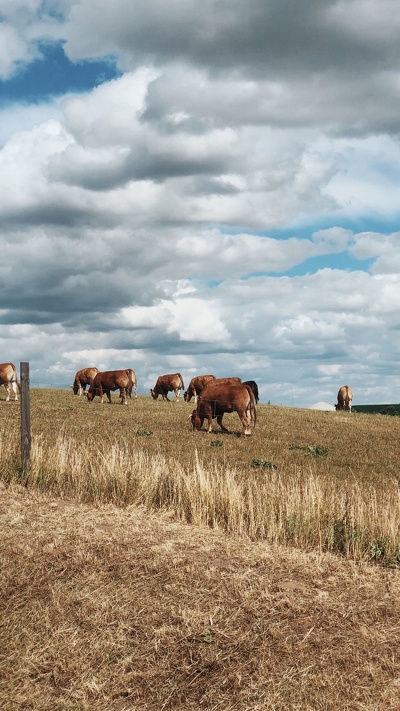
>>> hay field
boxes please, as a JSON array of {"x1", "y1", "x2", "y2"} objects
[{"x1": 1, "y1": 389, "x2": 400, "y2": 709}]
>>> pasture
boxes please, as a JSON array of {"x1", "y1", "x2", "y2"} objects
[
  {"x1": 2, "y1": 388, "x2": 400, "y2": 558},
  {"x1": 2, "y1": 389, "x2": 400, "y2": 709}
]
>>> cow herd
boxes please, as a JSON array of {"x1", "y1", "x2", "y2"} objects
[
  {"x1": 0, "y1": 360, "x2": 353, "y2": 436},
  {"x1": 77, "y1": 369, "x2": 260, "y2": 436}
]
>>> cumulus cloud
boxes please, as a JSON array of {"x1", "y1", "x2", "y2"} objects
[
  {"x1": 352, "y1": 233, "x2": 400, "y2": 275},
  {"x1": 1, "y1": 1, "x2": 400, "y2": 406},
  {"x1": 0, "y1": 0, "x2": 62, "y2": 80},
  {"x1": 60, "y1": 0, "x2": 400, "y2": 135}
]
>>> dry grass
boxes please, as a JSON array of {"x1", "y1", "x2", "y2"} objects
[
  {"x1": 2, "y1": 390, "x2": 400, "y2": 708},
  {"x1": 2, "y1": 484, "x2": 400, "y2": 710},
  {"x1": 1, "y1": 389, "x2": 400, "y2": 562}
]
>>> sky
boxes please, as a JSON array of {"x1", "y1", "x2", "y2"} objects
[{"x1": 1, "y1": 0, "x2": 400, "y2": 407}]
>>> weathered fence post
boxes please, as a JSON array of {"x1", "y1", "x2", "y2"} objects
[{"x1": 20, "y1": 362, "x2": 31, "y2": 474}]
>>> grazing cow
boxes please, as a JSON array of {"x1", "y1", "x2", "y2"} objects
[
  {"x1": 243, "y1": 380, "x2": 259, "y2": 404},
  {"x1": 86, "y1": 370, "x2": 131, "y2": 404},
  {"x1": 335, "y1": 385, "x2": 353, "y2": 412},
  {"x1": 0, "y1": 362, "x2": 20, "y2": 402},
  {"x1": 150, "y1": 373, "x2": 184, "y2": 401},
  {"x1": 184, "y1": 375, "x2": 216, "y2": 403},
  {"x1": 71, "y1": 367, "x2": 99, "y2": 396},
  {"x1": 125, "y1": 369, "x2": 138, "y2": 398},
  {"x1": 190, "y1": 381, "x2": 256, "y2": 436}
]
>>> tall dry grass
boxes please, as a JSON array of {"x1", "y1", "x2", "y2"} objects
[{"x1": 2, "y1": 388, "x2": 400, "y2": 563}]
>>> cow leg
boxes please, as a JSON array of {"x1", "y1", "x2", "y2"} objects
[
  {"x1": 78, "y1": 383, "x2": 83, "y2": 396},
  {"x1": 120, "y1": 387, "x2": 127, "y2": 405},
  {"x1": 11, "y1": 381, "x2": 18, "y2": 401},
  {"x1": 240, "y1": 407, "x2": 252, "y2": 436},
  {"x1": 241, "y1": 412, "x2": 252, "y2": 436},
  {"x1": 104, "y1": 389, "x2": 112, "y2": 404},
  {"x1": 216, "y1": 415, "x2": 228, "y2": 433},
  {"x1": 174, "y1": 389, "x2": 180, "y2": 400},
  {"x1": 4, "y1": 384, "x2": 10, "y2": 402}
]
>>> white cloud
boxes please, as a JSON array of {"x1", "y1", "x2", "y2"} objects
[
  {"x1": 324, "y1": 136, "x2": 400, "y2": 218},
  {"x1": 316, "y1": 364, "x2": 343, "y2": 377},
  {"x1": 352, "y1": 233, "x2": 400, "y2": 274},
  {"x1": 61, "y1": 69, "x2": 157, "y2": 146},
  {"x1": 2, "y1": 2, "x2": 400, "y2": 406},
  {"x1": 311, "y1": 227, "x2": 353, "y2": 250},
  {"x1": 0, "y1": 0, "x2": 63, "y2": 79},
  {"x1": 0, "y1": 23, "x2": 32, "y2": 80}
]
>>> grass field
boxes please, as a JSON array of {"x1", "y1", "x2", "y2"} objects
[
  {"x1": 1, "y1": 389, "x2": 400, "y2": 709},
  {"x1": 2, "y1": 388, "x2": 400, "y2": 560}
]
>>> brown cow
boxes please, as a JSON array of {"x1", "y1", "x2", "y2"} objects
[
  {"x1": 150, "y1": 373, "x2": 184, "y2": 401},
  {"x1": 214, "y1": 377, "x2": 242, "y2": 384},
  {"x1": 335, "y1": 385, "x2": 353, "y2": 412},
  {"x1": 190, "y1": 381, "x2": 256, "y2": 436},
  {"x1": 0, "y1": 362, "x2": 20, "y2": 402},
  {"x1": 125, "y1": 368, "x2": 138, "y2": 398},
  {"x1": 86, "y1": 370, "x2": 131, "y2": 404},
  {"x1": 184, "y1": 375, "x2": 216, "y2": 402},
  {"x1": 71, "y1": 367, "x2": 99, "y2": 396}
]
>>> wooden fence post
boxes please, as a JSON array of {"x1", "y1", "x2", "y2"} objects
[{"x1": 20, "y1": 362, "x2": 31, "y2": 474}]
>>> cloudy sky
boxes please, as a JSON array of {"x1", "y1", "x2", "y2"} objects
[{"x1": 1, "y1": 0, "x2": 400, "y2": 406}]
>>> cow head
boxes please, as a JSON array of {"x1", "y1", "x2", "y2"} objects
[
  {"x1": 183, "y1": 391, "x2": 189, "y2": 402},
  {"x1": 86, "y1": 390, "x2": 94, "y2": 402},
  {"x1": 150, "y1": 388, "x2": 157, "y2": 400},
  {"x1": 190, "y1": 410, "x2": 203, "y2": 430}
]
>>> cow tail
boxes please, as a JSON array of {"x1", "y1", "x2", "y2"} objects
[
  {"x1": 244, "y1": 388, "x2": 256, "y2": 430},
  {"x1": 13, "y1": 364, "x2": 21, "y2": 393},
  {"x1": 178, "y1": 373, "x2": 184, "y2": 390},
  {"x1": 250, "y1": 395, "x2": 256, "y2": 429},
  {"x1": 243, "y1": 384, "x2": 256, "y2": 429}
]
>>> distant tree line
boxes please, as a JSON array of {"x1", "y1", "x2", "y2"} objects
[{"x1": 352, "y1": 404, "x2": 400, "y2": 416}]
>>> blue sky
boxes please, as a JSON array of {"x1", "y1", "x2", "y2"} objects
[
  {"x1": 0, "y1": 43, "x2": 120, "y2": 104},
  {"x1": 1, "y1": 1, "x2": 400, "y2": 407}
]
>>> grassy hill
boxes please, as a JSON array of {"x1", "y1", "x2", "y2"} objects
[{"x1": 1, "y1": 390, "x2": 400, "y2": 709}]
